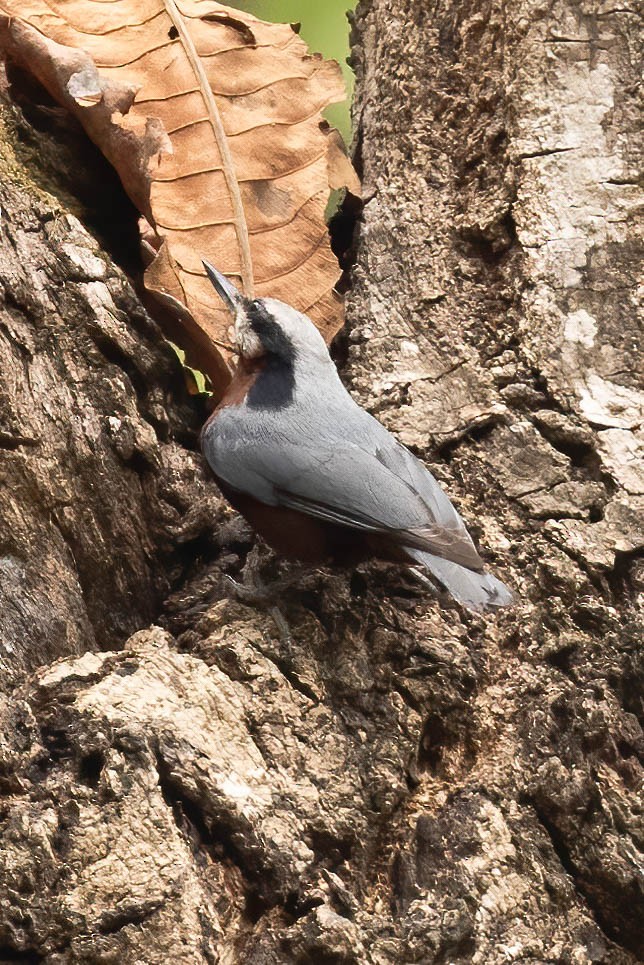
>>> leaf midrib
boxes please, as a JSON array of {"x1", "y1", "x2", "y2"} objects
[{"x1": 163, "y1": 0, "x2": 253, "y2": 297}]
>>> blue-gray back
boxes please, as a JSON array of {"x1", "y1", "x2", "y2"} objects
[{"x1": 202, "y1": 356, "x2": 483, "y2": 571}]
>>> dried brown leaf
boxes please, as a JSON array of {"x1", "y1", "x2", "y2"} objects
[{"x1": 0, "y1": 2, "x2": 359, "y2": 387}]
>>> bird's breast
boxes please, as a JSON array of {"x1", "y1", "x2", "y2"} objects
[
  {"x1": 201, "y1": 357, "x2": 265, "y2": 441},
  {"x1": 219, "y1": 358, "x2": 266, "y2": 409}
]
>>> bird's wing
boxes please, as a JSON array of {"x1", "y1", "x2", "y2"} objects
[
  {"x1": 272, "y1": 446, "x2": 483, "y2": 570},
  {"x1": 206, "y1": 408, "x2": 483, "y2": 571}
]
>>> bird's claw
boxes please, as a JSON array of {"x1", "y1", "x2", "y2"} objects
[
  {"x1": 223, "y1": 572, "x2": 272, "y2": 605},
  {"x1": 222, "y1": 576, "x2": 292, "y2": 645}
]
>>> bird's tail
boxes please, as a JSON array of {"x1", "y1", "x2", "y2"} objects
[{"x1": 407, "y1": 548, "x2": 513, "y2": 612}]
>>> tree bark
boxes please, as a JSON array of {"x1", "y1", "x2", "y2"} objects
[{"x1": 0, "y1": 0, "x2": 642, "y2": 963}]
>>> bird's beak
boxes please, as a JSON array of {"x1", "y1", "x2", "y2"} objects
[{"x1": 202, "y1": 260, "x2": 244, "y2": 314}]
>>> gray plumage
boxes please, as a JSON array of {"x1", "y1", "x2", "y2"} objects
[{"x1": 201, "y1": 267, "x2": 512, "y2": 612}]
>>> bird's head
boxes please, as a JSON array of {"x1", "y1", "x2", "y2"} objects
[{"x1": 203, "y1": 261, "x2": 330, "y2": 365}]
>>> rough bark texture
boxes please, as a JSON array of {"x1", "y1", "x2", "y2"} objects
[{"x1": 0, "y1": 1, "x2": 642, "y2": 963}]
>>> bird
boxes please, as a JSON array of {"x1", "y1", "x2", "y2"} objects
[{"x1": 200, "y1": 261, "x2": 512, "y2": 611}]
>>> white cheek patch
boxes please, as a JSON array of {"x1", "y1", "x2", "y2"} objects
[{"x1": 234, "y1": 310, "x2": 264, "y2": 359}]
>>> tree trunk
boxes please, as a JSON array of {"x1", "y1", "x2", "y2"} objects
[{"x1": 0, "y1": 0, "x2": 641, "y2": 962}]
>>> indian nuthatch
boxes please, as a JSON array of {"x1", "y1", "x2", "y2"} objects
[{"x1": 201, "y1": 262, "x2": 512, "y2": 611}]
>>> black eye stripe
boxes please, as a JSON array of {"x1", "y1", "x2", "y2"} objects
[
  {"x1": 245, "y1": 298, "x2": 271, "y2": 330},
  {"x1": 245, "y1": 300, "x2": 295, "y2": 362}
]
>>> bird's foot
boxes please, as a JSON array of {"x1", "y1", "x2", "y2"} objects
[
  {"x1": 223, "y1": 575, "x2": 293, "y2": 645},
  {"x1": 223, "y1": 573, "x2": 273, "y2": 605},
  {"x1": 267, "y1": 605, "x2": 292, "y2": 647},
  {"x1": 224, "y1": 543, "x2": 299, "y2": 644},
  {"x1": 407, "y1": 565, "x2": 441, "y2": 598},
  {"x1": 223, "y1": 559, "x2": 301, "y2": 606}
]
